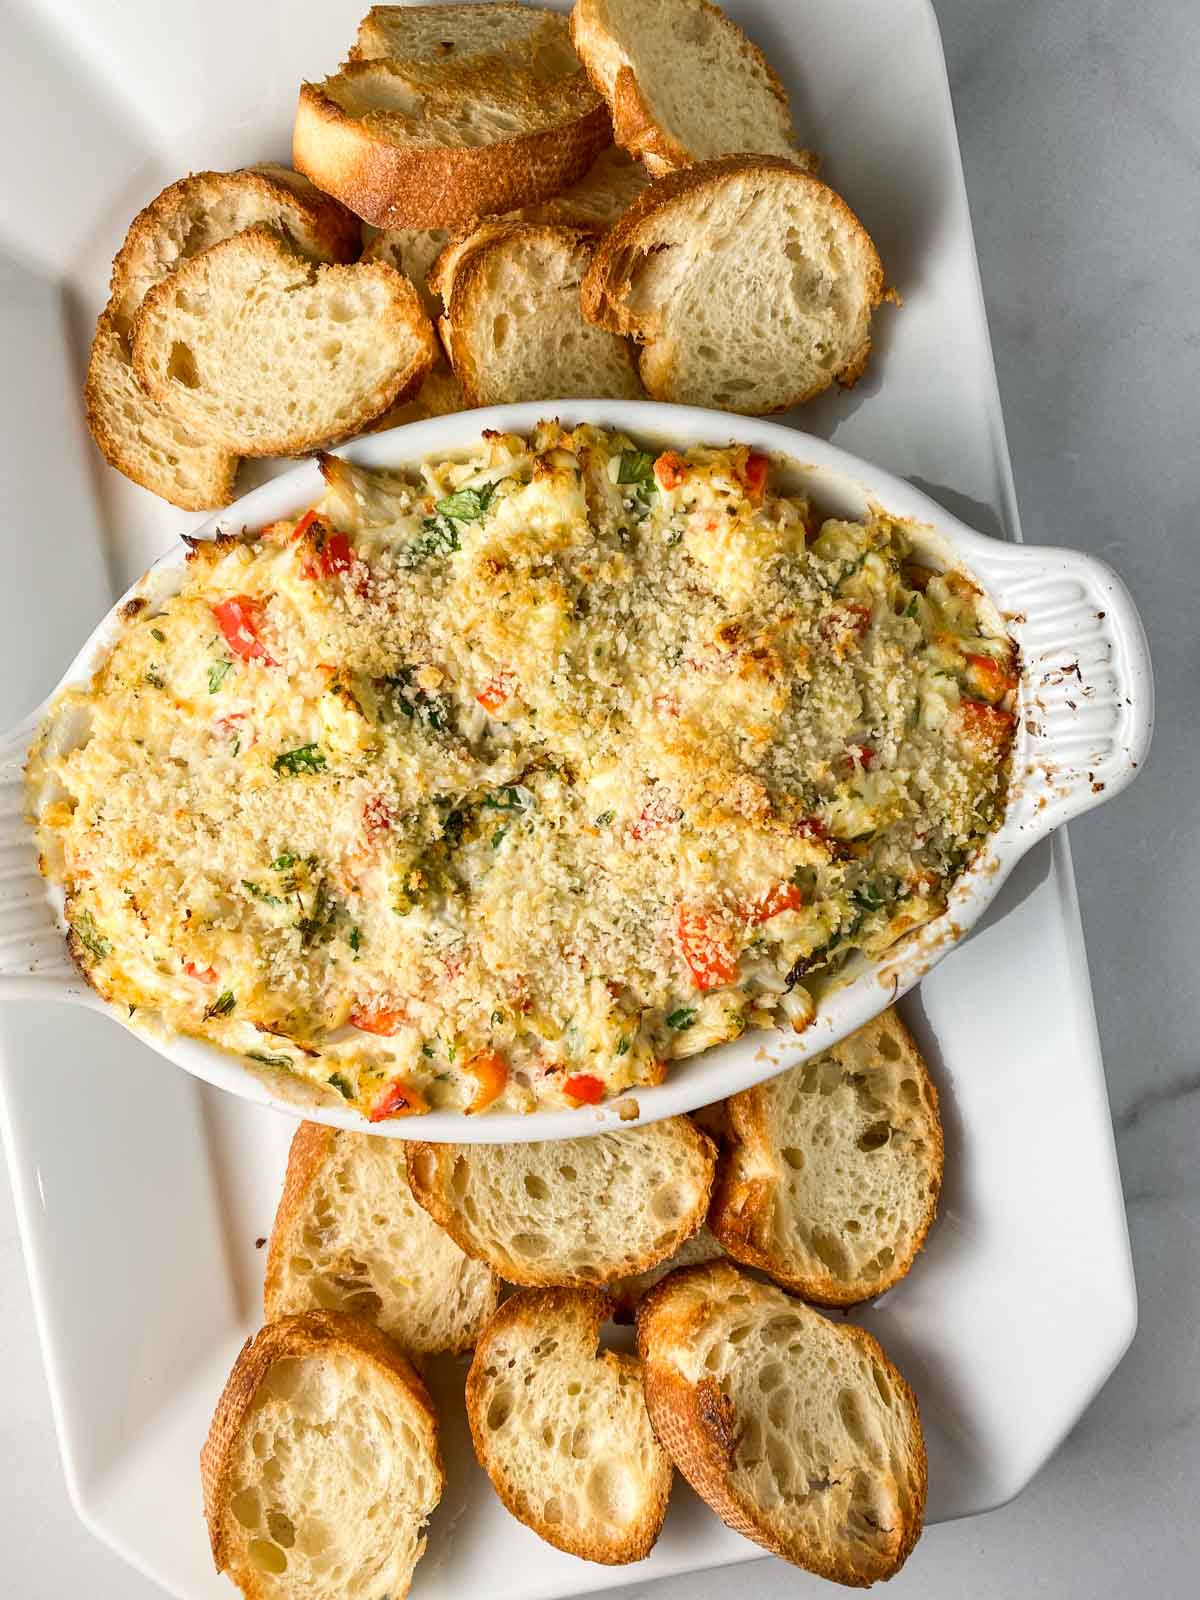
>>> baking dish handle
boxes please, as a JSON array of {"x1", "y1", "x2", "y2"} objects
[
  {"x1": 0, "y1": 706, "x2": 87, "y2": 1002},
  {"x1": 977, "y1": 543, "x2": 1153, "y2": 836}
]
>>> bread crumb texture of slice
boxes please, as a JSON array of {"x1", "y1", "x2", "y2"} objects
[
  {"x1": 710, "y1": 1009, "x2": 943, "y2": 1305},
  {"x1": 582, "y1": 155, "x2": 887, "y2": 413},
  {"x1": 570, "y1": 0, "x2": 808, "y2": 173},
  {"x1": 466, "y1": 1286, "x2": 671, "y2": 1563},
  {"x1": 637, "y1": 1260, "x2": 926, "y2": 1586},
  {"x1": 201, "y1": 1309, "x2": 443, "y2": 1600},
  {"x1": 131, "y1": 227, "x2": 436, "y2": 456},
  {"x1": 404, "y1": 1117, "x2": 716, "y2": 1287},
  {"x1": 363, "y1": 222, "x2": 450, "y2": 321},
  {"x1": 433, "y1": 220, "x2": 643, "y2": 406},
  {"x1": 264, "y1": 1122, "x2": 501, "y2": 1355},
  {"x1": 293, "y1": 6, "x2": 612, "y2": 228},
  {"x1": 85, "y1": 165, "x2": 358, "y2": 509}
]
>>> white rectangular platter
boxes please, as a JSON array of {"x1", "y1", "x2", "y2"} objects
[{"x1": 0, "y1": 2, "x2": 1136, "y2": 1597}]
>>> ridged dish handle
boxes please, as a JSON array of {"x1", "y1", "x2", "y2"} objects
[
  {"x1": 0, "y1": 705, "x2": 89, "y2": 1002},
  {"x1": 971, "y1": 542, "x2": 1154, "y2": 837}
]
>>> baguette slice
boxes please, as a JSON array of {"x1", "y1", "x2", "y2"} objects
[
  {"x1": 369, "y1": 362, "x2": 469, "y2": 432},
  {"x1": 466, "y1": 1287, "x2": 671, "y2": 1563},
  {"x1": 86, "y1": 314, "x2": 236, "y2": 511},
  {"x1": 582, "y1": 156, "x2": 886, "y2": 413},
  {"x1": 432, "y1": 220, "x2": 642, "y2": 406},
  {"x1": 607, "y1": 1224, "x2": 724, "y2": 1320},
  {"x1": 264, "y1": 1123, "x2": 500, "y2": 1354},
  {"x1": 363, "y1": 224, "x2": 450, "y2": 321},
  {"x1": 201, "y1": 1310, "x2": 443, "y2": 1600},
  {"x1": 86, "y1": 164, "x2": 359, "y2": 510},
  {"x1": 405, "y1": 1118, "x2": 716, "y2": 1287},
  {"x1": 570, "y1": 0, "x2": 807, "y2": 174},
  {"x1": 293, "y1": 7, "x2": 612, "y2": 229},
  {"x1": 709, "y1": 1011, "x2": 943, "y2": 1305},
  {"x1": 107, "y1": 164, "x2": 360, "y2": 331},
  {"x1": 519, "y1": 143, "x2": 650, "y2": 229},
  {"x1": 132, "y1": 228, "x2": 435, "y2": 456},
  {"x1": 637, "y1": 1261, "x2": 926, "y2": 1585},
  {"x1": 353, "y1": 3, "x2": 575, "y2": 79}
]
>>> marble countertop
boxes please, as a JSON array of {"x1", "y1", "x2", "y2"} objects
[{"x1": 3, "y1": 0, "x2": 1197, "y2": 1595}]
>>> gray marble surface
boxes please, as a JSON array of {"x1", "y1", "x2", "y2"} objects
[{"x1": 2, "y1": 1, "x2": 1197, "y2": 1595}]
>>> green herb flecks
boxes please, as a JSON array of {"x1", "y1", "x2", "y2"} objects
[
  {"x1": 404, "y1": 515, "x2": 460, "y2": 567},
  {"x1": 72, "y1": 910, "x2": 111, "y2": 962},
  {"x1": 242, "y1": 880, "x2": 283, "y2": 906},
  {"x1": 482, "y1": 786, "x2": 528, "y2": 812},
  {"x1": 348, "y1": 926, "x2": 362, "y2": 959},
  {"x1": 434, "y1": 482, "x2": 496, "y2": 523},
  {"x1": 208, "y1": 658, "x2": 233, "y2": 694},
  {"x1": 247, "y1": 1050, "x2": 291, "y2": 1069},
  {"x1": 273, "y1": 744, "x2": 325, "y2": 777},
  {"x1": 144, "y1": 667, "x2": 165, "y2": 689},
  {"x1": 380, "y1": 669, "x2": 449, "y2": 735},
  {"x1": 851, "y1": 881, "x2": 887, "y2": 913},
  {"x1": 594, "y1": 810, "x2": 615, "y2": 827},
  {"x1": 438, "y1": 802, "x2": 467, "y2": 848},
  {"x1": 297, "y1": 879, "x2": 339, "y2": 948},
  {"x1": 150, "y1": 627, "x2": 166, "y2": 643},
  {"x1": 491, "y1": 826, "x2": 509, "y2": 850},
  {"x1": 666, "y1": 1007, "x2": 697, "y2": 1031},
  {"x1": 204, "y1": 990, "x2": 236, "y2": 1019},
  {"x1": 328, "y1": 1072, "x2": 354, "y2": 1100},
  {"x1": 616, "y1": 450, "x2": 656, "y2": 517},
  {"x1": 617, "y1": 450, "x2": 655, "y2": 485},
  {"x1": 616, "y1": 1036, "x2": 631, "y2": 1056}
]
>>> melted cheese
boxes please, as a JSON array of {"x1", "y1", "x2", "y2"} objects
[{"x1": 31, "y1": 425, "x2": 1016, "y2": 1119}]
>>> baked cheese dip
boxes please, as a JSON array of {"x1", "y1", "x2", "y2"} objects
[{"x1": 29, "y1": 424, "x2": 1017, "y2": 1120}]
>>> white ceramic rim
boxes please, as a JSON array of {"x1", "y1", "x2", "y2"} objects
[{"x1": 0, "y1": 399, "x2": 1154, "y2": 1140}]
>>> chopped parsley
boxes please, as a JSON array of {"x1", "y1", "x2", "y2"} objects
[
  {"x1": 491, "y1": 826, "x2": 509, "y2": 849},
  {"x1": 617, "y1": 450, "x2": 657, "y2": 516},
  {"x1": 204, "y1": 990, "x2": 236, "y2": 1019},
  {"x1": 617, "y1": 450, "x2": 655, "y2": 487},
  {"x1": 328, "y1": 1072, "x2": 354, "y2": 1099},
  {"x1": 851, "y1": 881, "x2": 887, "y2": 913},
  {"x1": 381, "y1": 669, "x2": 449, "y2": 734},
  {"x1": 434, "y1": 482, "x2": 495, "y2": 523},
  {"x1": 242, "y1": 880, "x2": 282, "y2": 905},
  {"x1": 666, "y1": 1007, "x2": 697, "y2": 1031},
  {"x1": 348, "y1": 926, "x2": 362, "y2": 959},
  {"x1": 247, "y1": 1050, "x2": 291, "y2": 1068},
  {"x1": 297, "y1": 880, "x2": 339, "y2": 947},
  {"x1": 271, "y1": 853, "x2": 297, "y2": 871},
  {"x1": 404, "y1": 514, "x2": 460, "y2": 566},
  {"x1": 144, "y1": 667, "x2": 165, "y2": 689},
  {"x1": 273, "y1": 744, "x2": 325, "y2": 777},
  {"x1": 150, "y1": 627, "x2": 166, "y2": 643},
  {"x1": 72, "y1": 910, "x2": 111, "y2": 961},
  {"x1": 421, "y1": 1040, "x2": 436, "y2": 1058},
  {"x1": 482, "y1": 785, "x2": 529, "y2": 814},
  {"x1": 594, "y1": 810, "x2": 615, "y2": 827},
  {"x1": 208, "y1": 658, "x2": 233, "y2": 694},
  {"x1": 491, "y1": 1009, "x2": 505, "y2": 1025},
  {"x1": 616, "y1": 1036, "x2": 631, "y2": 1056},
  {"x1": 904, "y1": 595, "x2": 920, "y2": 619}
]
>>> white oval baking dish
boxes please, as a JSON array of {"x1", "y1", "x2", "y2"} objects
[{"x1": 0, "y1": 401, "x2": 1152, "y2": 1141}]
